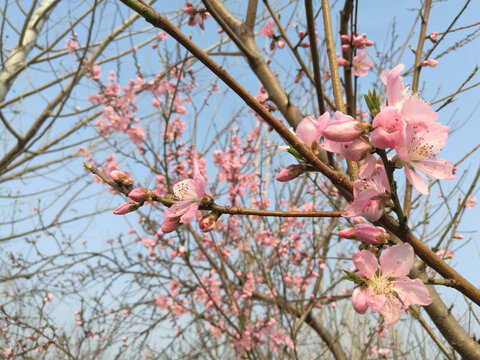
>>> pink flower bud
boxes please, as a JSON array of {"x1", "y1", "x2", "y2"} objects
[
  {"x1": 340, "y1": 34, "x2": 351, "y2": 44},
  {"x1": 338, "y1": 227, "x2": 356, "y2": 239},
  {"x1": 110, "y1": 170, "x2": 133, "y2": 187},
  {"x1": 276, "y1": 164, "x2": 306, "y2": 182},
  {"x1": 421, "y1": 59, "x2": 438, "y2": 67},
  {"x1": 323, "y1": 119, "x2": 370, "y2": 142},
  {"x1": 341, "y1": 44, "x2": 350, "y2": 52},
  {"x1": 128, "y1": 188, "x2": 152, "y2": 202},
  {"x1": 355, "y1": 224, "x2": 389, "y2": 245},
  {"x1": 429, "y1": 32, "x2": 438, "y2": 43},
  {"x1": 113, "y1": 202, "x2": 139, "y2": 215},
  {"x1": 298, "y1": 30, "x2": 305, "y2": 37},
  {"x1": 161, "y1": 217, "x2": 180, "y2": 234},
  {"x1": 199, "y1": 212, "x2": 220, "y2": 232},
  {"x1": 337, "y1": 57, "x2": 348, "y2": 67},
  {"x1": 352, "y1": 287, "x2": 369, "y2": 314},
  {"x1": 276, "y1": 40, "x2": 285, "y2": 49}
]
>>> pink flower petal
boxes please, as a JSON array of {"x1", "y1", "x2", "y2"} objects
[
  {"x1": 380, "y1": 243, "x2": 414, "y2": 278},
  {"x1": 352, "y1": 249, "x2": 378, "y2": 279},
  {"x1": 393, "y1": 277, "x2": 432, "y2": 308}
]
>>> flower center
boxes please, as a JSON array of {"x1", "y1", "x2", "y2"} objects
[{"x1": 367, "y1": 273, "x2": 395, "y2": 297}]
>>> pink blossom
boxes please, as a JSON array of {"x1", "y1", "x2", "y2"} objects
[
  {"x1": 395, "y1": 122, "x2": 455, "y2": 195},
  {"x1": 162, "y1": 156, "x2": 206, "y2": 224},
  {"x1": 465, "y1": 195, "x2": 477, "y2": 210},
  {"x1": 352, "y1": 243, "x2": 432, "y2": 325},
  {"x1": 352, "y1": 49, "x2": 372, "y2": 77},
  {"x1": 127, "y1": 126, "x2": 145, "y2": 145},
  {"x1": 371, "y1": 106, "x2": 404, "y2": 149},
  {"x1": 259, "y1": 19, "x2": 275, "y2": 37},
  {"x1": 422, "y1": 59, "x2": 439, "y2": 67},
  {"x1": 381, "y1": 64, "x2": 438, "y2": 127},
  {"x1": 341, "y1": 33, "x2": 374, "y2": 50},
  {"x1": 157, "y1": 31, "x2": 167, "y2": 41},
  {"x1": 65, "y1": 36, "x2": 78, "y2": 55},
  {"x1": 429, "y1": 32, "x2": 439, "y2": 43},
  {"x1": 343, "y1": 163, "x2": 390, "y2": 221},
  {"x1": 86, "y1": 64, "x2": 101, "y2": 80},
  {"x1": 339, "y1": 136, "x2": 374, "y2": 162},
  {"x1": 295, "y1": 113, "x2": 329, "y2": 148},
  {"x1": 369, "y1": 346, "x2": 390, "y2": 356},
  {"x1": 183, "y1": 2, "x2": 210, "y2": 30},
  {"x1": 352, "y1": 33, "x2": 374, "y2": 49}
]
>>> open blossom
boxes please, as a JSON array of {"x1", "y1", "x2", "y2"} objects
[
  {"x1": 343, "y1": 163, "x2": 390, "y2": 221},
  {"x1": 394, "y1": 121, "x2": 455, "y2": 195},
  {"x1": 259, "y1": 19, "x2": 275, "y2": 37},
  {"x1": 162, "y1": 156, "x2": 206, "y2": 225},
  {"x1": 351, "y1": 243, "x2": 432, "y2": 326},
  {"x1": 183, "y1": 1, "x2": 210, "y2": 30},
  {"x1": 352, "y1": 49, "x2": 372, "y2": 77},
  {"x1": 294, "y1": 113, "x2": 329, "y2": 148},
  {"x1": 465, "y1": 195, "x2": 477, "y2": 210}
]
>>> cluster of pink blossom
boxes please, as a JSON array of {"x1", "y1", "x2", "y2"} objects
[
  {"x1": 259, "y1": 19, "x2": 285, "y2": 51},
  {"x1": 274, "y1": 62, "x2": 453, "y2": 324},
  {"x1": 65, "y1": 33, "x2": 78, "y2": 55},
  {"x1": 337, "y1": 33, "x2": 374, "y2": 77},
  {"x1": 183, "y1": 1, "x2": 211, "y2": 30}
]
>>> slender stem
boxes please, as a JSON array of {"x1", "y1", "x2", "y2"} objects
[
  {"x1": 304, "y1": 0, "x2": 326, "y2": 114},
  {"x1": 404, "y1": 0, "x2": 432, "y2": 218}
]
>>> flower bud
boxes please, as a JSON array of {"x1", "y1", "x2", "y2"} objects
[
  {"x1": 111, "y1": 170, "x2": 133, "y2": 187},
  {"x1": 276, "y1": 40, "x2": 285, "y2": 49},
  {"x1": 355, "y1": 224, "x2": 389, "y2": 245},
  {"x1": 113, "y1": 202, "x2": 139, "y2": 215},
  {"x1": 128, "y1": 188, "x2": 152, "y2": 202},
  {"x1": 421, "y1": 59, "x2": 438, "y2": 67},
  {"x1": 352, "y1": 287, "x2": 369, "y2": 314},
  {"x1": 199, "y1": 212, "x2": 220, "y2": 232},
  {"x1": 276, "y1": 164, "x2": 306, "y2": 182},
  {"x1": 161, "y1": 217, "x2": 180, "y2": 234},
  {"x1": 337, "y1": 57, "x2": 348, "y2": 67},
  {"x1": 324, "y1": 120, "x2": 370, "y2": 142},
  {"x1": 338, "y1": 227, "x2": 356, "y2": 239}
]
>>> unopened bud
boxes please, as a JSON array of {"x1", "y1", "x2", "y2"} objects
[
  {"x1": 113, "y1": 202, "x2": 139, "y2": 215},
  {"x1": 199, "y1": 212, "x2": 220, "y2": 232},
  {"x1": 128, "y1": 188, "x2": 152, "y2": 202},
  {"x1": 276, "y1": 164, "x2": 306, "y2": 182},
  {"x1": 111, "y1": 170, "x2": 133, "y2": 187}
]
